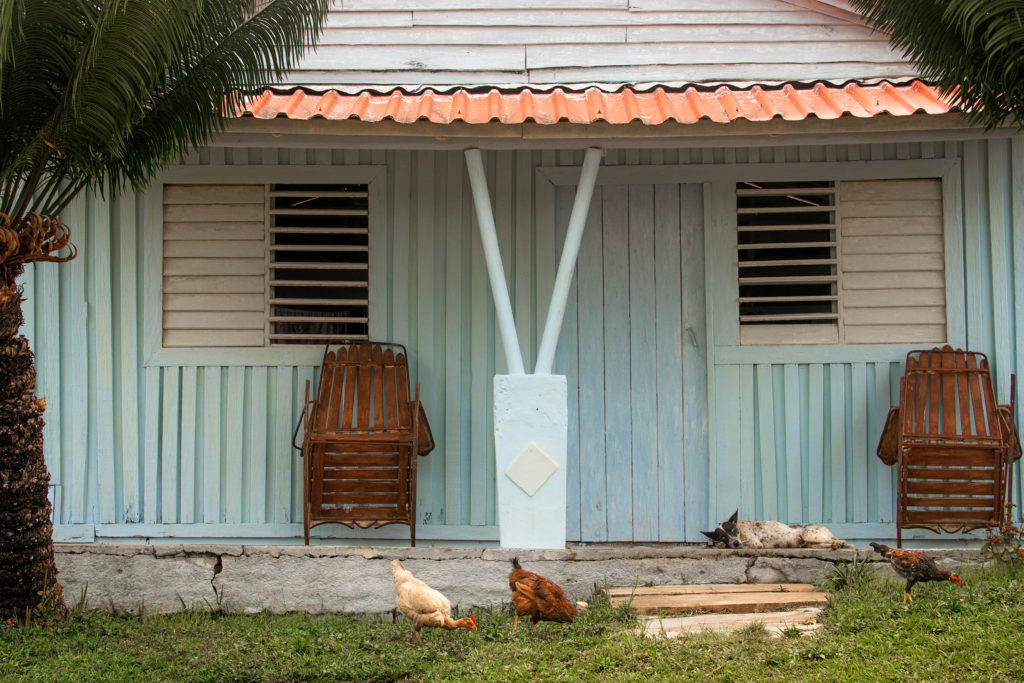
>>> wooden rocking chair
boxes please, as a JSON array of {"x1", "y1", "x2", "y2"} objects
[
  {"x1": 293, "y1": 342, "x2": 434, "y2": 546},
  {"x1": 877, "y1": 346, "x2": 1021, "y2": 546}
]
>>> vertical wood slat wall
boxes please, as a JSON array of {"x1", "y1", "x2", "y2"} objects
[{"x1": 19, "y1": 140, "x2": 1024, "y2": 543}]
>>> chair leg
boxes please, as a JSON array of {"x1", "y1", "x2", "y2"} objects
[{"x1": 896, "y1": 520, "x2": 902, "y2": 548}]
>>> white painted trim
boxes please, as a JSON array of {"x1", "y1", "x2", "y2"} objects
[
  {"x1": 535, "y1": 147, "x2": 603, "y2": 374},
  {"x1": 539, "y1": 158, "x2": 961, "y2": 186},
  {"x1": 220, "y1": 114, "x2": 1012, "y2": 152},
  {"x1": 941, "y1": 168, "x2": 967, "y2": 346},
  {"x1": 158, "y1": 164, "x2": 385, "y2": 185},
  {"x1": 144, "y1": 164, "x2": 387, "y2": 367},
  {"x1": 715, "y1": 343, "x2": 934, "y2": 366},
  {"x1": 147, "y1": 347, "x2": 325, "y2": 367},
  {"x1": 464, "y1": 148, "x2": 526, "y2": 375}
]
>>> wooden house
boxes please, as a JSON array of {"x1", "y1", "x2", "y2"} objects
[{"x1": 26, "y1": 0, "x2": 1023, "y2": 547}]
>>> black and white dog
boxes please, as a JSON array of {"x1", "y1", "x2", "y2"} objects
[{"x1": 701, "y1": 510, "x2": 854, "y2": 550}]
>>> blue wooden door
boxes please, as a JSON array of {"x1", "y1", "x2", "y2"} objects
[{"x1": 556, "y1": 183, "x2": 708, "y2": 543}]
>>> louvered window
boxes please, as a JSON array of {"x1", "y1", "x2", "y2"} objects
[
  {"x1": 737, "y1": 181, "x2": 839, "y2": 344},
  {"x1": 735, "y1": 178, "x2": 948, "y2": 346},
  {"x1": 269, "y1": 184, "x2": 370, "y2": 345}
]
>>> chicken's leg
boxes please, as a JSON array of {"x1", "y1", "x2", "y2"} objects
[
  {"x1": 530, "y1": 618, "x2": 538, "y2": 635},
  {"x1": 414, "y1": 627, "x2": 424, "y2": 647},
  {"x1": 511, "y1": 613, "x2": 519, "y2": 633}
]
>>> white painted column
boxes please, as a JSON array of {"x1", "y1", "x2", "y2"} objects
[
  {"x1": 464, "y1": 148, "x2": 525, "y2": 375},
  {"x1": 535, "y1": 147, "x2": 603, "y2": 374},
  {"x1": 464, "y1": 147, "x2": 601, "y2": 549}
]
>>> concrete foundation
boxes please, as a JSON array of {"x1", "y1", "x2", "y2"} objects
[{"x1": 53, "y1": 544, "x2": 981, "y2": 616}]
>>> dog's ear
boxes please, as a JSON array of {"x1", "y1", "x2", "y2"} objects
[
  {"x1": 728, "y1": 509, "x2": 739, "y2": 524},
  {"x1": 700, "y1": 530, "x2": 716, "y2": 540}
]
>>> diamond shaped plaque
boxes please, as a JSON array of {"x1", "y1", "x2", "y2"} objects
[{"x1": 505, "y1": 442, "x2": 559, "y2": 497}]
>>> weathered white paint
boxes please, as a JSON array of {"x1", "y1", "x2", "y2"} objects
[
  {"x1": 465, "y1": 148, "x2": 526, "y2": 374},
  {"x1": 493, "y1": 374, "x2": 567, "y2": 548},
  {"x1": 279, "y1": 1, "x2": 917, "y2": 89},
  {"x1": 535, "y1": 146, "x2": 603, "y2": 374}
]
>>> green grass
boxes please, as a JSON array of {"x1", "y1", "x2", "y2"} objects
[{"x1": 3, "y1": 565, "x2": 1024, "y2": 682}]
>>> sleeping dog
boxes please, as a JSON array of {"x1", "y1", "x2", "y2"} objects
[{"x1": 701, "y1": 510, "x2": 854, "y2": 550}]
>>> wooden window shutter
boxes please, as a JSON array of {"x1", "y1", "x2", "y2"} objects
[
  {"x1": 162, "y1": 184, "x2": 267, "y2": 347},
  {"x1": 839, "y1": 179, "x2": 946, "y2": 344}
]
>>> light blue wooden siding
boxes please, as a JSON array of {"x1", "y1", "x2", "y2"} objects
[
  {"x1": 706, "y1": 138, "x2": 1024, "y2": 535},
  {"x1": 711, "y1": 359, "x2": 901, "y2": 526},
  {"x1": 23, "y1": 139, "x2": 1024, "y2": 543}
]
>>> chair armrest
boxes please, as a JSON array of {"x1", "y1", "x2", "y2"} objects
[
  {"x1": 995, "y1": 404, "x2": 1022, "y2": 463},
  {"x1": 876, "y1": 406, "x2": 900, "y2": 466},
  {"x1": 292, "y1": 379, "x2": 315, "y2": 453}
]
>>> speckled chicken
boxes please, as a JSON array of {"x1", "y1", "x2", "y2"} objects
[
  {"x1": 508, "y1": 557, "x2": 579, "y2": 634},
  {"x1": 391, "y1": 559, "x2": 477, "y2": 646},
  {"x1": 869, "y1": 542, "x2": 963, "y2": 603}
]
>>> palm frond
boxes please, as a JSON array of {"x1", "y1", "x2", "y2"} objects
[
  {"x1": 0, "y1": 0, "x2": 330, "y2": 246},
  {"x1": 849, "y1": 0, "x2": 1024, "y2": 129}
]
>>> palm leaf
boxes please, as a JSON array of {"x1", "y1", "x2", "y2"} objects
[
  {"x1": 0, "y1": 0, "x2": 330, "y2": 241},
  {"x1": 850, "y1": 0, "x2": 1024, "y2": 129}
]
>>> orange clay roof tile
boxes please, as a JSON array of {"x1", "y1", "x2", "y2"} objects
[{"x1": 242, "y1": 81, "x2": 955, "y2": 125}]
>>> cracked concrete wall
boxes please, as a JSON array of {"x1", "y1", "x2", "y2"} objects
[{"x1": 53, "y1": 545, "x2": 981, "y2": 616}]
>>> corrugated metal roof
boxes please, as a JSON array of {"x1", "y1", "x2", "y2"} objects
[{"x1": 242, "y1": 81, "x2": 954, "y2": 125}]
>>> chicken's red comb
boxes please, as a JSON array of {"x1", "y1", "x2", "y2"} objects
[{"x1": 469, "y1": 615, "x2": 477, "y2": 629}]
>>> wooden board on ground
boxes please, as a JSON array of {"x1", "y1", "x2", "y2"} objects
[
  {"x1": 607, "y1": 583, "x2": 828, "y2": 616},
  {"x1": 638, "y1": 607, "x2": 824, "y2": 639}
]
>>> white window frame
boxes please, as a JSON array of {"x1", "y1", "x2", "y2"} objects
[
  {"x1": 704, "y1": 158, "x2": 964, "y2": 362},
  {"x1": 144, "y1": 164, "x2": 386, "y2": 367}
]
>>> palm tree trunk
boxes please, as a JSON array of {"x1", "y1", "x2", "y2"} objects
[{"x1": 0, "y1": 270, "x2": 66, "y2": 623}]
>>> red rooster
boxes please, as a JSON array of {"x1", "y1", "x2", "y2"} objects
[
  {"x1": 508, "y1": 557, "x2": 578, "y2": 634},
  {"x1": 869, "y1": 542, "x2": 963, "y2": 603}
]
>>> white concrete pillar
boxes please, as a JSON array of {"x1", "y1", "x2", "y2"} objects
[{"x1": 493, "y1": 374, "x2": 567, "y2": 549}]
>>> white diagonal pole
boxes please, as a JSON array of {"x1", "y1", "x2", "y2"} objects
[
  {"x1": 464, "y1": 148, "x2": 526, "y2": 375},
  {"x1": 534, "y1": 147, "x2": 602, "y2": 375}
]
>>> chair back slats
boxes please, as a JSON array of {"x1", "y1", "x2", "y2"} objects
[
  {"x1": 901, "y1": 347, "x2": 999, "y2": 441},
  {"x1": 355, "y1": 343, "x2": 373, "y2": 429},
  {"x1": 340, "y1": 346, "x2": 359, "y2": 429},
  {"x1": 310, "y1": 343, "x2": 416, "y2": 435},
  {"x1": 966, "y1": 352, "x2": 988, "y2": 437},
  {"x1": 372, "y1": 344, "x2": 385, "y2": 430},
  {"x1": 956, "y1": 350, "x2": 972, "y2": 434},
  {"x1": 396, "y1": 352, "x2": 412, "y2": 428},
  {"x1": 382, "y1": 347, "x2": 399, "y2": 429},
  {"x1": 940, "y1": 348, "x2": 957, "y2": 435}
]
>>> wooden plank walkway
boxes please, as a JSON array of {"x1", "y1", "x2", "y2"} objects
[
  {"x1": 639, "y1": 608, "x2": 823, "y2": 639},
  {"x1": 608, "y1": 584, "x2": 828, "y2": 638}
]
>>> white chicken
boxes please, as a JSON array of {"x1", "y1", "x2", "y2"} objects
[{"x1": 390, "y1": 559, "x2": 477, "y2": 646}]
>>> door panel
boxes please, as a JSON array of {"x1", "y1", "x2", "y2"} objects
[{"x1": 555, "y1": 182, "x2": 707, "y2": 542}]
